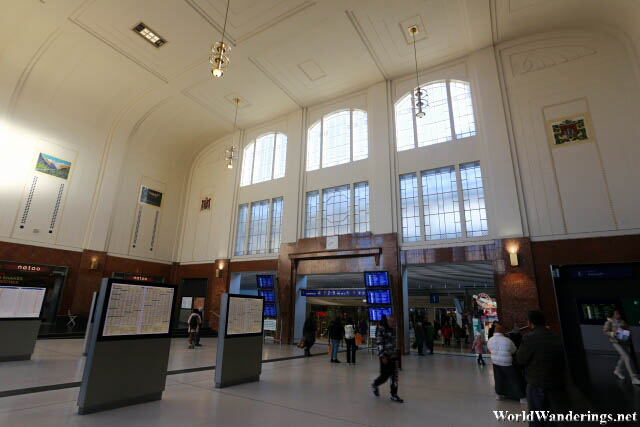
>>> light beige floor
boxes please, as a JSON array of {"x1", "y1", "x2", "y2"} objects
[
  {"x1": 0, "y1": 353, "x2": 522, "y2": 426},
  {"x1": 0, "y1": 338, "x2": 324, "y2": 392}
]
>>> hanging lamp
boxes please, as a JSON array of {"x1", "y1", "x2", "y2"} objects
[
  {"x1": 409, "y1": 26, "x2": 427, "y2": 119},
  {"x1": 210, "y1": 0, "x2": 231, "y2": 77},
  {"x1": 225, "y1": 98, "x2": 240, "y2": 169}
]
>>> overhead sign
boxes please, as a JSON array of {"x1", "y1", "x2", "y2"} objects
[
  {"x1": 429, "y1": 295, "x2": 439, "y2": 304},
  {"x1": 364, "y1": 271, "x2": 389, "y2": 287},
  {"x1": 0, "y1": 262, "x2": 51, "y2": 274},
  {"x1": 300, "y1": 289, "x2": 366, "y2": 297}
]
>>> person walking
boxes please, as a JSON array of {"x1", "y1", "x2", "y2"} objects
[
  {"x1": 603, "y1": 310, "x2": 640, "y2": 385},
  {"x1": 516, "y1": 310, "x2": 565, "y2": 427},
  {"x1": 473, "y1": 332, "x2": 486, "y2": 365},
  {"x1": 371, "y1": 315, "x2": 403, "y2": 402},
  {"x1": 414, "y1": 316, "x2": 425, "y2": 355},
  {"x1": 328, "y1": 316, "x2": 344, "y2": 363},
  {"x1": 194, "y1": 308, "x2": 204, "y2": 347},
  {"x1": 425, "y1": 321, "x2": 435, "y2": 355},
  {"x1": 187, "y1": 308, "x2": 201, "y2": 349},
  {"x1": 302, "y1": 312, "x2": 317, "y2": 357},
  {"x1": 487, "y1": 324, "x2": 527, "y2": 404},
  {"x1": 344, "y1": 317, "x2": 357, "y2": 365}
]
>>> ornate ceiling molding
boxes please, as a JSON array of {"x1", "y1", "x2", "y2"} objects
[{"x1": 509, "y1": 44, "x2": 597, "y2": 76}]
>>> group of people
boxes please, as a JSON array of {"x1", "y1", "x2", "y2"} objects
[
  {"x1": 302, "y1": 313, "x2": 366, "y2": 364},
  {"x1": 411, "y1": 316, "x2": 435, "y2": 355}
]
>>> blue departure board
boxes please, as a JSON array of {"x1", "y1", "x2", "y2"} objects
[
  {"x1": 257, "y1": 275, "x2": 274, "y2": 289},
  {"x1": 258, "y1": 289, "x2": 275, "y2": 302},
  {"x1": 263, "y1": 303, "x2": 277, "y2": 318},
  {"x1": 364, "y1": 271, "x2": 389, "y2": 287},
  {"x1": 368, "y1": 307, "x2": 392, "y2": 322},
  {"x1": 366, "y1": 289, "x2": 391, "y2": 305}
]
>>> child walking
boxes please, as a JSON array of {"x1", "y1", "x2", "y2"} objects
[{"x1": 473, "y1": 332, "x2": 486, "y2": 365}]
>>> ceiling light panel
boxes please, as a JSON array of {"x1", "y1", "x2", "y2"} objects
[{"x1": 133, "y1": 22, "x2": 166, "y2": 47}]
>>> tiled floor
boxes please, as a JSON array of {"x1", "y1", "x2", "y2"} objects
[
  {"x1": 0, "y1": 352, "x2": 523, "y2": 426},
  {"x1": 0, "y1": 338, "x2": 323, "y2": 392}
]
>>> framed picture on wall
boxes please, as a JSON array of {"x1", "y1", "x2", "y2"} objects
[
  {"x1": 546, "y1": 112, "x2": 595, "y2": 148},
  {"x1": 139, "y1": 186, "x2": 163, "y2": 207}
]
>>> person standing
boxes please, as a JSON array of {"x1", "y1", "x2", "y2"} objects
[
  {"x1": 516, "y1": 310, "x2": 565, "y2": 427},
  {"x1": 328, "y1": 316, "x2": 344, "y2": 363},
  {"x1": 441, "y1": 323, "x2": 452, "y2": 347},
  {"x1": 359, "y1": 317, "x2": 368, "y2": 342},
  {"x1": 414, "y1": 316, "x2": 425, "y2": 355},
  {"x1": 603, "y1": 310, "x2": 640, "y2": 385},
  {"x1": 302, "y1": 312, "x2": 317, "y2": 357},
  {"x1": 194, "y1": 308, "x2": 204, "y2": 347},
  {"x1": 473, "y1": 332, "x2": 486, "y2": 365},
  {"x1": 425, "y1": 321, "x2": 435, "y2": 355},
  {"x1": 508, "y1": 324, "x2": 523, "y2": 348},
  {"x1": 488, "y1": 320, "x2": 498, "y2": 340},
  {"x1": 371, "y1": 315, "x2": 403, "y2": 402},
  {"x1": 344, "y1": 317, "x2": 357, "y2": 365},
  {"x1": 487, "y1": 324, "x2": 527, "y2": 404},
  {"x1": 187, "y1": 308, "x2": 201, "y2": 350}
]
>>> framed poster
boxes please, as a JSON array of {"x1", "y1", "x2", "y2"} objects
[
  {"x1": 224, "y1": 294, "x2": 264, "y2": 337},
  {"x1": 140, "y1": 186, "x2": 163, "y2": 207},
  {"x1": 35, "y1": 152, "x2": 72, "y2": 180},
  {"x1": 546, "y1": 112, "x2": 594, "y2": 148}
]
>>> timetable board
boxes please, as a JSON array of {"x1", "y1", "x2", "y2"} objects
[
  {"x1": 225, "y1": 295, "x2": 264, "y2": 337},
  {"x1": 368, "y1": 307, "x2": 392, "y2": 322},
  {"x1": 0, "y1": 286, "x2": 46, "y2": 318},
  {"x1": 258, "y1": 289, "x2": 275, "y2": 302},
  {"x1": 257, "y1": 275, "x2": 274, "y2": 289},
  {"x1": 101, "y1": 282, "x2": 175, "y2": 338},
  {"x1": 366, "y1": 289, "x2": 391, "y2": 305},
  {"x1": 364, "y1": 271, "x2": 390, "y2": 287},
  {"x1": 263, "y1": 303, "x2": 277, "y2": 318}
]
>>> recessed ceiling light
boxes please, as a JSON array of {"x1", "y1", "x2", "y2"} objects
[{"x1": 133, "y1": 22, "x2": 166, "y2": 48}]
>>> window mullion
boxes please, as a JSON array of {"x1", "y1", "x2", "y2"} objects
[
  {"x1": 318, "y1": 190, "x2": 323, "y2": 236},
  {"x1": 319, "y1": 119, "x2": 323, "y2": 170},
  {"x1": 251, "y1": 142, "x2": 257, "y2": 184},
  {"x1": 271, "y1": 135, "x2": 276, "y2": 181},
  {"x1": 349, "y1": 109, "x2": 353, "y2": 163},
  {"x1": 244, "y1": 205, "x2": 251, "y2": 255},
  {"x1": 416, "y1": 171, "x2": 426, "y2": 241},
  {"x1": 266, "y1": 199, "x2": 274, "y2": 253},
  {"x1": 446, "y1": 81, "x2": 457, "y2": 141},
  {"x1": 456, "y1": 164, "x2": 468, "y2": 238},
  {"x1": 350, "y1": 183, "x2": 355, "y2": 234}
]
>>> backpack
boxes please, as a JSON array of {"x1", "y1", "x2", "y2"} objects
[{"x1": 189, "y1": 314, "x2": 199, "y2": 329}]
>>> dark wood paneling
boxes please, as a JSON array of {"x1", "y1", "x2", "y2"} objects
[
  {"x1": 229, "y1": 259, "x2": 278, "y2": 273},
  {"x1": 0, "y1": 241, "x2": 83, "y2": 316},
  {"x1": 531, "y1": 234, "x2": 640, "y2": 333}
]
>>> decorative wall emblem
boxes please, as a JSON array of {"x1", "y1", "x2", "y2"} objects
[
  {"x1": 35, "y1": 152, "x2": 72, "y2": 180},
  {"x1": 510, "y1": 45, "x2": 596, "y2": 76},
  {"x1": 140, "y1": 186, "x2": 163, "y2": 207},
  {"x1": 200, "y1": 196, "x2": 212, "y2": 212},
  {"x1": 546, "y1": 112, "x2": 594, "y2": 148}
]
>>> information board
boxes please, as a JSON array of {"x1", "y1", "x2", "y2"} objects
[
  {"x1": 225, "y1": 296, "x2": 264, "y2": 336},
  {"x1": 364, "y1": 271, "x2": 390, "y2": 287},
  {"x1": 301, "y1": 289, "x2": 366, "y2": 297},
  {"x1": 101, "y1": 283, "x2": 175, "y2": 338},
  {"x1": 257, "y1": 275, "x2": 274, "y2": 289},
  {"x1": 258, "y1": 289, "x2": 275, "y2": 302},
  {"x1": 263, "y1": 303, "x2": 277, "y2": 318},
  {"x1": 263, "y1": 318, "x2": 277, "y2": 331},
  {"x1": 181, "y1": 297, "x2": 193, "y2": 309},
  {"x1": 366, "y1": 289, "x2": 391, "y2": 305},
  {"x1": 368, "y1": 306, "x2": 392, "y2": 322},
  {"x1": 0, "y1": 286, "x2": 46, "y2": 318}
]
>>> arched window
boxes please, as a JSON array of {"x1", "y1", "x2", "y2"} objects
[
  {"x1": 240, "y1": 133, "x2": 287, "y2": 186},
  {"x1": 395, "y1": 80, "x2": 476, "y2": 152},
  {"x1": 306, "y1": 109, "x2": 368, "y2": 171}
]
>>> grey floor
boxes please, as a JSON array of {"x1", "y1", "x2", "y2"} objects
[{"x1": 0, "y1": 340, "x2": 524, "y2": 426}]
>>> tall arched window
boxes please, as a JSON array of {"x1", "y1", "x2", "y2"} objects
[
  {"x1": 240, "y1": 133, "x2": 287, "y2": 186},
  {"x1": 395, "y1": 80, "x2": 476, "y2": 152},
  {"x1": 306, "y1": 109, "x2": 368, "y2": 171}
]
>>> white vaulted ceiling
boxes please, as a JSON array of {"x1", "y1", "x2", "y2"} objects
[{"x1": 2, "y1": 0, "x2": 640, "y2": 165}]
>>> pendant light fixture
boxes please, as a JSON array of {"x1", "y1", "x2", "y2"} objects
[
  {"x1": 409, "y1": 26, "x2": 427, "y2": 119},
  {"x1": 210, "y1": 0, "x2": 231, "y2": 77},
  {"x1": 225, "y1": 98, "x2": 240, "y2": 169}
]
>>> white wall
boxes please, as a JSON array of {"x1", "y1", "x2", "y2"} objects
[{"x1": 498, "y1": 30, "x2": 640, "y2": 240}]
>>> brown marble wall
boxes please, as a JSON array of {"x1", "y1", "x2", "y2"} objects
[
  {"x1": 531, "y1": 234, "x2": 640, "y2": 333},
  {"x1": 229, "y1": 259, "x2": 278, "y2": 273},
  {"x1": 277, "y1": 233, "x2": 402, "y2": 347},
  {"x1": 174, "y1": 260, "x2": 230, "y2": 331}
]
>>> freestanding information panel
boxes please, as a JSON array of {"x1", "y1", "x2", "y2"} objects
[
  {"x1": 0, "y1": 285, "x2": 46, "y2": 361},
  {"x1": 215, "y1": 293, "x2": 264, "y2": 388},
  {"x1": 78, "y1": 278, "x2": 176, "y2": 414}
]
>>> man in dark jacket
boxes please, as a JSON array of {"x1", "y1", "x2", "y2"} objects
[
  {"x1": 516, "y1": 310, "x2": 565, "y2": 427},
  {"x1": 302, "y1": 313, "x2": 317, "y2": 357},
  {"x1": 372, "y1": 315, "x2": 403, "y2": 402},
  {"x1": 328, "y1": 317, "x2": 344, "y2": 363},
  {"x1": 414, "y1": 317, "x2": 425, "y2": 355}
]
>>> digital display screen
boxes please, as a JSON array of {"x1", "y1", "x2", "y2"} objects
[
  {"x1": 0, "y1": 286, "x2": 46, "y2": 319},
  {"x1": 101, "y1": 283, "x2": 174, "y2": 337},
  {"x1": 257, "y1": 275, "x2": 274, "y2": 289},
  {"x1": 263, "y1": 303, "x2": 277, "y2": 318},
  {"x1": 368, "y1": 307, "x2": 392, "y2": 322},
  {"x1": 364, "y1": 271, "x2": 389, "y2": 287},
  {"x1": 258, "y1": 289, "x2": 275, "y2": 303},
  {"x1": 366, "y1": 289, "x2": 391, "y2": 305}
]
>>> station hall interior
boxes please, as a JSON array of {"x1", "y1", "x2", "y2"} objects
[{"x1": 1, "y1": 0, "x2": 640, "y2": 425}]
